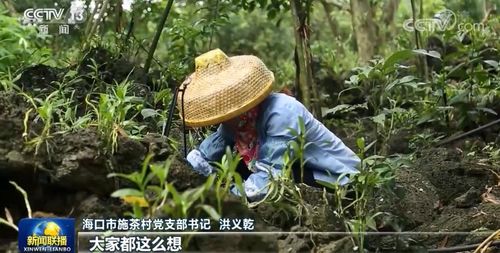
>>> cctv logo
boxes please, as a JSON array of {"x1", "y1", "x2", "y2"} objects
[
  {"x1": 23, "y1": 8, "x2": 85, "y2": 24},
  {"x1": 24, "y1": 8, "x2": 64, "y2": 21}
]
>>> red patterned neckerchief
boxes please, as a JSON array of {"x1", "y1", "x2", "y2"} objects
[{"x1": 234, "y1": 106, "x2": 260, "y2": 171}]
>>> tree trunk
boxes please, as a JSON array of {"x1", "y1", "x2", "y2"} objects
[
  {"x1": 84, "y1": 0, "x2": 101, "y2": 38},
  {"x1": 144, "y1": 0, "x2": 175, "y2": 74},
  {"x1": 383, "y1": 0, "x2": 399, "y2": 35},
  {"x1": 378, "y1": 0, "x2": 399, "y2": 46},
  {"x1": 115, "y1": 0, "x2": 124, "y2": 33},
  {"x1": 350, "y1": 0, "x2": 377, "y2": 64},
  {"x1": 290, "y1": 0, "x2": 322, "y2": 120},
  {"x1": 320, "y1": 0, "x2": 339, "y2": 39},
  {"x1": 85, "y1": 0, "x2": 110, "y2": 45}
]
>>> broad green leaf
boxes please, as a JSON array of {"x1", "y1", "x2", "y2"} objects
[
  {"x1": 364, "y1": 140, "x2": 377, "y2": 153},
  {"x1": 132, "y1": 203, "x2": 144, "y2": 217},
  {"x1": 365, "y1": 155, "x2": 386, "y2": 160},
  {"x1": 477, "y1": 107, "x2": 497, "y2": 115},
  {"x1": 385, "y1": 79, "x2": 399, "y2": 91},
  {"x1": 399, "y1": 75, "x2": 416, "y2": 83},
  {"x1": 484, "y1": 60, "x2": 498, "y2": 68},
  {"x1": 413, "y1": 49, "x2": 441, "y2": 59},
  {"x1": 108, "y1": 172, "x2": 142, "y2": 186},
  {"x1": 382, "y1": 50, "x2": 414, "y2": 72},
  {"x1": 448, "y1": 91, "x2": 468, "y2": 105},
  {"x1": 200, "y1": 204, "x2": 221, "y2": 220},
  {"x1": 366, "y1": 216, "x2": 377, "y2": 231},
  {"x1": 372, "y1": 114, "x2": 386, "y2": 126},
  {"x1": 356, "y1": 138, "x2": 365, "y2": 151},
  {"x1": 141, "y1": 108, "x2": 158, "y2": 119},
  {"x1": 111, "y1": 188, "x2": 143, "y2": 198},
  {"x1": 322, "y1": 103, "x2": 367, "y2": 117},
  {"x1": 348, "y1": 75, "x2": 360, "y2": 85}
]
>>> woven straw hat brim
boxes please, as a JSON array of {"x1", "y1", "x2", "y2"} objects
[{"x1": 179, "y1": 54, "x2": 274, "y2": 127}]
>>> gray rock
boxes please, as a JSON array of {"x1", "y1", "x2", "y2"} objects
[{"x1": 454, "y1": 186, "x2": 481, "y2": 208}]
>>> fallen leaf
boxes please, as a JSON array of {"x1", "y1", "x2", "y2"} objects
[
  {"x1": 121, "y1": 196, "x2": 149, "y2": 207},
  {"x1": 481, "y1": 187, "x2": 500, "y2": 204},
  {"x1": 481, "y1": 193, "x2": 499, "y2": 204},
  {"x1": 116, "y1": 124, "x2": 129, "y2": 137}
]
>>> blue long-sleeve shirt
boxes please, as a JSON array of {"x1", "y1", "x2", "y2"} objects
[{"x1": 190, "y1": 93, "x2": 360, "y2": 201}]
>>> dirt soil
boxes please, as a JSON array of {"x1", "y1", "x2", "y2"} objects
[{"x1": 1, "y1": 49, "x2": 499, "y2": 253}]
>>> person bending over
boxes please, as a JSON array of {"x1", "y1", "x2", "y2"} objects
[{"x1": 180, "y1": 49, "x2": 360, "y2": 201}]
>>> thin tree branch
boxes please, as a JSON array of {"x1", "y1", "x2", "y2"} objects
[
  {"x1": 436, "y1": 118, "x2": 500, "y2": 146},
  {"x1": 208, "y1": 0, "x2": 220, "y2": 50},
  {"x1": 144, "y1": 0, "x2": 175, "y2": 74},
  {"x1": 329, "y1": 0, "x2": 351, "y2": 13},
  {"x1": 84, "y1": 0, "x2": 101, "y2": 38},
  {"x1": 88, "y1": 0, "x2": 110, "y2": 40}
]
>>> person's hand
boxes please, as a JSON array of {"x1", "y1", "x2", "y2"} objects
[
  {"x1": 186, "y1": 149, "x2": 214, "y2": 176},
  {"x1": 228, "y1": 163, "x2": 276, "y2": 203},
  {"x1": 228, "y1": 179, "x2": 267, "y2": 203}
]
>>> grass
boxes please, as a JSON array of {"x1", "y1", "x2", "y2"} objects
[
  {"x1": 0, "y1": 68, "x2": 20, "y2": 92},
  {"x1": 212, "y1": 147, "x2": 247, "y2": 213},
  {"x1": 22, "y1": 90, "x2": 70, "y2": 156},
  {"x1": 109, "y1": 152, "x2": 221, "y2": 221},
  {"x1": 86, "y1": 79, "x2": 145, "y2": 154}
]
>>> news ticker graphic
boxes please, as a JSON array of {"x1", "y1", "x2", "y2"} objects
[
  {"x1": 19, "y1": 217, "x2": 496, "y2": 252},
  {"x1": 81, "y1": 218, "x2": 255, "y2": 231},
  {"x1": 18, "y1": 218, "x2": 75, "y2": 253},
  {"x1": 83, "y1": 235, "x2": 182, "y2": 252},
  {"x1": 18, "y1": 217, "x2": 256, "y2": 252}
]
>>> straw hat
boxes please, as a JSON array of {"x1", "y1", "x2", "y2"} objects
[{"x1": 178, "y1": 49, "x2": 274, "y2": 127}]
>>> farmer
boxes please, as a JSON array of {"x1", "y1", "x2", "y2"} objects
[{"x1": 182, "y1": 49, "x2": 360, "y2": 201}]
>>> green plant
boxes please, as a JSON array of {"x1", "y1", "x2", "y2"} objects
[
  {"x1": 254, "y1": 147, "x2": 308, "y2": 225},
  {"x1": 212, "y1": 147, "x2": 246, "y2": 213},
  {"x1": 109, "y1": 154, "x2": 220, "y2": 221},
  {"x1": 86, "y1": 79, "x2": 145, "y2": 154},
  {"x1": 0, "y1": 69, "x2": 20, "y2": 91},
  {"x1": 409, "y1": 132, "x2": 445, "y2": 151},
  {"x1": 0, "y1": 13, "x2": 42, "y2": 72},
  {"x1": 337, "y1": 49, "x2": 439, "y2": 151},
  {"x1": 287, "y1": 117, "x2": 308, "y2": 182},
  {"x1": 371, "y1": 99, "x2": 418, "y2": 155},
  {"x1": 51, "y1": 71, "x2": 93, "y2": 133},
  {"x1": 319, "y1": 137, "x2": 394, "y2": 252},
  {"x1": 347, "y1": 138, "x2": 394, "y2": 252},
  {"x1": 56, "y1": 104, "x2": 92, "y2": 134},
  {"x1": 248, "y1": 118, "x2": 311, "y2": 224},
  {"x1": 22, "y1": 90, "x2": 70, "y2": 155},
  {"x1": 342, "y1": 49, "x2": 437, "y2": 115},
  {"x1": 482, "y1": 144, "x2": 500, "y2": 163},
  {"x1": 417, "y1": 24, "x2": 499, "y2": 130},
  {"x1": 109, "y1": 154, "x2": 163, "y2": 218},
  {"x1": 141, "y1": 89, "x2": 171, "y2": 133}
]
